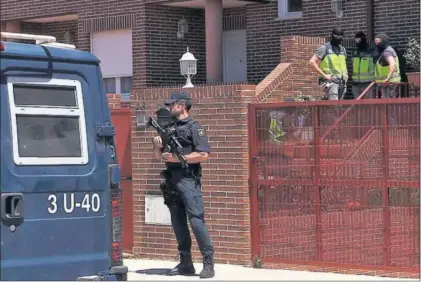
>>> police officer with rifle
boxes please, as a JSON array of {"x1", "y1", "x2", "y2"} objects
[{"x1": 151, "y1": 92, "x2": 215, "y2": 279}]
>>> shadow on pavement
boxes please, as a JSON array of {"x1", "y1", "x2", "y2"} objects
[
  {"x1": 135, "y1": 268, "x2": 199, "y2": 277},
  {"x1": 135, "y1": 268, "x2": 171, "y2": 275}
]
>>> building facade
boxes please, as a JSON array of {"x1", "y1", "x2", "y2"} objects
[
  {"x1": 1, "y1": 1, "x2": 420, "y2": 274},
  {"x1": 1, "y1": 0, "x2": 419, "y2": 95}
]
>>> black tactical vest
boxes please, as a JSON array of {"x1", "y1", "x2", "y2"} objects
[
  {"x1": 174, "y1": 119, "x2": 196, "y2": 155},
  {"x1": 166, "y1": 118, "x2": 200, "y2": 174}
]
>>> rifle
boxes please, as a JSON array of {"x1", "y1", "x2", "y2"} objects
[{"x1": 147, "y1": 109, "x2": 189, "y2": 169}]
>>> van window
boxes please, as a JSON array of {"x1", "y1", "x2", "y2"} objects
[{"x1": 7, "y1": 78, "x2": 89, "y2": 165}]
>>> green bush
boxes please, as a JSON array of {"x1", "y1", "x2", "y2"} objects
[{"x1": 403, "y1": 37, "x2": 420, "y2": 72}]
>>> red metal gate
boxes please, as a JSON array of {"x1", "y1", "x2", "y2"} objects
[
  {"x1": 111, "y1": 108, "x2": 133, "y2": 253},
  {"x1": 248, "y1": 98, "x2": 420, "y2": 275}
]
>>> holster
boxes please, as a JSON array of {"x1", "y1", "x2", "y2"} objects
[
  {"x1": 159, "y1": 182, "x2": 172, "y2": 206},
  {"x1": 160, "y1": 169, "x2": 177, "y2": 206}
]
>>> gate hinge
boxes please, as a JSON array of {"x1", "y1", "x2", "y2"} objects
[{"x1": 96, "y1": 123, "x2": 115, "y2": 140}]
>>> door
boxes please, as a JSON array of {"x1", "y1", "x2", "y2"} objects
[
  {"x1": 0, "y1": 61, "x2": 112, "y2": 280},
  {"x1": 110, "y1": 108, "x2": 133, "y2": 252},
  {"x1": 223, "y1": 29, "x2": 248, "y2": 83}
]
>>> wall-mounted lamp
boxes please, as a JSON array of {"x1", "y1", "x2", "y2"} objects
[
  {"x1": 64, "y1": 30, "x2": 75, "y2": 44},
  {"x1": 177, "y1": 18, "x2": 188, "y2": 39},
  {"x1": 331, "y1": 0, "x2": 345, "y2": 18},
  {"x1": 136, "y1": 101, "x2": 148, "y2": 129},
  {"x1": 179, "y1": 47, "x2": 197, "y2": 88}
]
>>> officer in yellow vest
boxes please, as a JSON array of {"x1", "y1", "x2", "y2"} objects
[
  {"x1": 310, "y1": 27, "x2": 348, "y2": 100},
  {"x1": 351, "y1": 31, "x2": 375, "y2": 99},
  {"x1": 373, "y1": 33, "x2": 401, "y2": 98},
  {"x1": 268, "y1": 110, "x2": 286, "y2": 143}
]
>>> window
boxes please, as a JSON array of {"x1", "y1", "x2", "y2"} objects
[
  {"x1": 103, "y1": 76, "x2": 132, "y2": 102},
  {"x1": 104, "y1": 78, "x2": 116, "y2": 94},
  {"x1": 121, "y1": 77, "x2": 132, "y2": 94},
  {"x1": 278, "y1": 0, "x2": 303, "y2": 20},
  {"x1": 7, "y1": 78, "x2": 88, "y2": 165}
]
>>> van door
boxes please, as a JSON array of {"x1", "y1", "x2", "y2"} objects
[{"x1": 0, "y1": 63, "x2": 115, "y2": 280}]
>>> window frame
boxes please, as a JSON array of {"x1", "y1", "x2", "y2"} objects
[
  {"x1": 7, "y1": 78, "x2": 89, "y2": 166},
  {"x1": 103, "y1": 76, "x2": 132, "y2": 101},
  {"x1": 278, "y1": 0, "x2": 303, "y2": 20}
]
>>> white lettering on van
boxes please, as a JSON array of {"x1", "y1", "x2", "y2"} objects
[
  {"x1": 81, "y1": 194, "x2": 91, "y2": 212},
  {"x1": 91, "y1": 193, "x2": 101, "y2": 212},
  {"x1": 48, "y1": 194, "x2": 58, "y2": 214},
  {"x1": 80, "y1": 193, "x2": 101, "y2": 212},
  {"x1": 47, "y1": 193, "x2": 101, "y2": 214},
  {"x1": 64, "y1": 193, "x2": 75, "y2": 213}
]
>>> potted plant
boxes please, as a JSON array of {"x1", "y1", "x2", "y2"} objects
[{"x1": 403, "y1": 37, "x2": 420, "y2": 87}]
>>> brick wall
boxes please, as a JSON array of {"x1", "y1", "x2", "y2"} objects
[
  {"x1": 107, "y1": 93, "x2": 122, "y2": 109},
  {"x1": 374, "y1": 0, "x2": 421, "y2": 48},
  {"x1": 275, "y1": 36, "x2": 326, "y2": 99},
  {"x1": 255, "y1": 35, "x2": 330, "y2": 102},
  {"x1": 130, "y1": 84, "x2": 256, "y2": 265},
  {"x1": 20, "y1": 21, "x2": 78, "y2": 44}
]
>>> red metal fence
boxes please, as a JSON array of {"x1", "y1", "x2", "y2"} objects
[{"x1": 248, "y1": 98, "x2": 420, "y2": 274}]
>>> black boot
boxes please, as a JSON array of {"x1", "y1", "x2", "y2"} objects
[
  {"x1": 168, "y1": 251, "x2": 196, "y2": 276},
  {"x1": 199, "y1": 254, "x2": 215, "y2": 279}
]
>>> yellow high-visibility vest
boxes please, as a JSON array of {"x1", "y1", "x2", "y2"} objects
[
  {"x1": 268, "y1": 118, "x2": 285, "y2": 143},
  {"x1": 319, "y1": 43, "x2": 348, "y2": 78},
  {"x1": 375, "y1": 46, "x2": 401, "y2": 82},
  {"x1": 352, "y1": 50, "x2": 375, "y2": 83}
]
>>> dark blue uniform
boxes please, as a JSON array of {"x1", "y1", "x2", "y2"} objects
[{"x1": 164, "y1": 116, "x2": 214, "y2": 258}]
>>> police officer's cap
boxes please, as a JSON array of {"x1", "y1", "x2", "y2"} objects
[{"x1": 165, "y1": 91, "x2": 192, "y2": 106}]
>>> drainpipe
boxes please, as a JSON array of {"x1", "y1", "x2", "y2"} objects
[{"x1": 366, "y1": 0, "x2": 374, "y2": 40}]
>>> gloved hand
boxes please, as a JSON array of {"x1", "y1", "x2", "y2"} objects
[{"x1": 330, "y1": 76, "x2": 343, "y2": 84}]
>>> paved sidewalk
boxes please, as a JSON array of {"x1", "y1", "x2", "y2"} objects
[{"x1": 125, "y1": 259, "x2": 417, "y2": 281}]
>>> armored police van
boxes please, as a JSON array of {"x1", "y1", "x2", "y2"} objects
[{"x1": 0, "y1": 32, "x2": 128, "y2": 281}]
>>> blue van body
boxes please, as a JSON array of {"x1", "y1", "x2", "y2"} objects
[{"x1": 0, "y1": 41, "x2": 127, "y2": 280}]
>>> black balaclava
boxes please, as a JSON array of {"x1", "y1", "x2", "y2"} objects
[
  {"x1": 355, "y1": 31, "x2": 368, "y2": 50},
  {"x1": 375, "y1": 33, "x2": 390, "y2": 51},
  {"x1": 330, "y1": 27, "x2": 344, "y2": 46}
]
